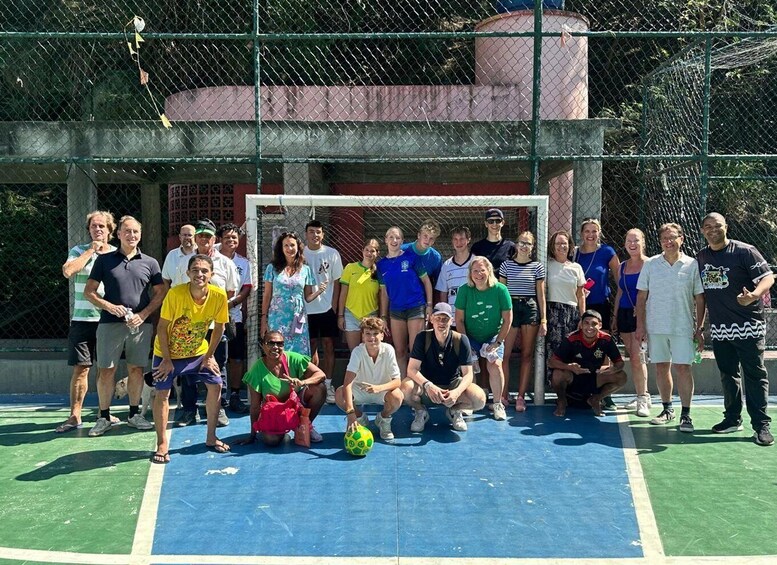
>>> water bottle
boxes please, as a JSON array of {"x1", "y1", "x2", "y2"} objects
[
  {"x1": 693, "y1": 339, "x2": 702, "y2": 364},
  {"x1": 125, "y1": 308, "x2": 139, "y2": 335},
  {"x1": 639, "y1": 341, "x2": 648, "y2": 364}
]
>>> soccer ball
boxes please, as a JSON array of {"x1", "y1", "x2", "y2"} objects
[{"x1": 344, "y1": 425, "x2": 374, "y2": 457}]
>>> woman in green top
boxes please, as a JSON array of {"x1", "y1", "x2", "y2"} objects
[
  {"x1": 240, "y1": 330, "x2": 327, "y2": 446},
  {"x1": 454, "y1": 256, "x2": 513, "y2": 421}
]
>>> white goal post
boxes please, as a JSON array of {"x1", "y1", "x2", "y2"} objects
[{"x1": 245, "y1": 194, "x2": 550, "y2": 404}]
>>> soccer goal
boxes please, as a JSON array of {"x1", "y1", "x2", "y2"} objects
[{"x1": 245, "y1": 194, "x2": 550, "y2": 404}]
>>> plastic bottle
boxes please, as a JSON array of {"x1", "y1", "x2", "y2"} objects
[
  {"x1": 639, "y1": 341, "x2": 648, "y2": 364},
  {"x1": 125, "y1": 308, "x2": 139, "y2": 335},
  {"x1": 693, "y1": 339, "x2": 702, "y2": 364}
]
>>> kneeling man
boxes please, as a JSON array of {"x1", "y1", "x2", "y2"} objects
[
  {"x1": 549, "y1": 309, "x2": 627, "y2": 417},
  {"x1": 336, "y1": 316, "x2": 403, "y2": 440},
  {"x1": 400, "y1": 303, "x2": 486, "y2": 432},
  {"x1": 149, "y1": 255, "x2": 230, "y2": 463}
]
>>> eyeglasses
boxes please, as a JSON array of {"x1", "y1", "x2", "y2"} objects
[
  {"x1": 486, "y1": 219, "x2": 503, "y2": 225},
  {"x1": 265, "y1": 340, "x2": 285, "y2": 347},
  {"x1": 517, "y1": 241, "x2": 533, "y2": 247},
  {"x1": 437, "y1": 352, "x2": 445, "y2": 366}
]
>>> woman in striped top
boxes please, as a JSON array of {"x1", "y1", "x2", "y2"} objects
[{"x1": 498, "y1": 231, "x2": 546, "y2": 411}]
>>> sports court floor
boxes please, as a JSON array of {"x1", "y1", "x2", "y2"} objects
[{"x1": 1, "y1": 394, "x2": 776, "y2": 565}]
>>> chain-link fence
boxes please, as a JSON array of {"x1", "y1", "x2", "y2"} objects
[{"x1": 1, "y1": 1, "x2": 775, "y2": 345}]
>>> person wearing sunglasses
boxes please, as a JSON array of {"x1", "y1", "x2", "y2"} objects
[
  {"x1": 240, "y1": 330, "x2": 327, "y2": 446},
  {"x1": 471, "y1": 208, "x2": 515, "y2": 274}
]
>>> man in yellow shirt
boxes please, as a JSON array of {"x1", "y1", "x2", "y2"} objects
[{"x1": 149, "y1": 254, "x2": 230, "y2": 463}]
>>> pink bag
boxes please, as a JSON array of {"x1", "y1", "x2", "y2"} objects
[{"x1": 252, "y1": 353, "x2": 302, "y2": 435}]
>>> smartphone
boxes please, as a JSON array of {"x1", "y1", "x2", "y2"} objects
[{"x1": 584, "y1": 278, "x2": 595, "y2": 290}]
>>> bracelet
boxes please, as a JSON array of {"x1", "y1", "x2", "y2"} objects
[
  {"x1": 422, "y1": 380, "x2": 433, "y2": 390},
  {"x1": 541, "y1": 319, "x2": 547, "y2": 323},
  {"x1": 345, "y1": 409, "x2": 355, "y2": 415},
  {"x1": 338, "y1": 314, "x2": 344, "y2": 318}
]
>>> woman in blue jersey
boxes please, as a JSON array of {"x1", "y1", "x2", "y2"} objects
[
  {"x1": 498, "y1": 231, "x2": 546, "y2": 411},
  {"x1": 612, "y1": 228, "x2": 651, "y2": 417},
  {"x1": 574, "y1": 219, "x2": 619, "y2": 329},
  {"x1": 377, "y1": 227, "x2": 433, "y2": 378}
]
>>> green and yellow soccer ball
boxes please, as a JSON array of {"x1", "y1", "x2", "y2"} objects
[{"x1": 344, "y1": 425, "x2": 374, "y2": 457}]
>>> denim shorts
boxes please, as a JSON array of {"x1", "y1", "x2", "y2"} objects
[
  {"x1": 390, "y1": 304, "x2": 425, "y2": 321},
  {"x1": 511, "y1": 296, "x2": 539, "y2": 327}
]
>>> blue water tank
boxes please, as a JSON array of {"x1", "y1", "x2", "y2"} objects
[{"x1": 495, "y1": 0, "x2": 564, "y2": 12}]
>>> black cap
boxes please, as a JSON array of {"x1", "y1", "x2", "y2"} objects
[
  {"x1": 194, "y1": 218, "x2": 217, "y2": 236},
  {"x1": 485, "y1": 208, "x2": 504, "y2": 220}
]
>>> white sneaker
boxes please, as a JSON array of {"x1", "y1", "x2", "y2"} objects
[
  {"x1": 356, "y1": 413, "x2": 370, "y2": 428},
  {"x1": 309, "y1": 425, "x2": 323, "y2": 443},
  {"x1": 127, "y1": 414, "x2": 154, "y2": 430},
  {"x1": 626, "y1": 395, "x2": 653, "y2": 411},
  {"x1": 636, "y1": 395, "x2": 651, "y2": 417},
  {"x1": 375, "y1": 413, "x2": 394, "y2": 440},
  {"x1": 446, "y1": 408, "x2": 467, "y2": 431},
  {"x1": 410, "y1": 408, "x2": 430, "y2": 433},
  {"x1": 326, "y1": 383, "x2": 336, "y2": 404},
  {"x1": 493, "y1": 402, "x2": 507, "y2": 421},
  {"x1": 88, "y1": 417, "x2": 112, "y2": 437},
  {"x1": 461, "y1": 408, "x2": 474, "y2": 417}
]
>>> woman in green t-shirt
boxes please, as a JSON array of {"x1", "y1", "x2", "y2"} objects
[{"x1": 240, "y1": 330, "x2": 327, "y2": 446}]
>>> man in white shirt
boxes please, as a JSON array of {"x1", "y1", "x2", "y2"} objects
[
  {"x1": 303, "y1": 220, "x2": 343, "y2": 403},
  {"x1": 217, "y1": 222, "x2": 253, "y2": 414},
  {"x1": 161, "y1": 224, "x2": 195, "y2": 289},
  {"x1": 336, "y1": 317, "x2": 403, "y2": 440},
  {"x1": 435, "y1": 226, "x2": 473, "y2": 327}
]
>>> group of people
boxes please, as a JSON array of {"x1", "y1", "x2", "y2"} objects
[{"x1": 59, "y1": 207, "x2": 774, "y2": 465}]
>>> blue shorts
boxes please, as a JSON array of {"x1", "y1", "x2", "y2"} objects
[{"x1": 151, "y1": 355, "x2": 224, "y2": 391}]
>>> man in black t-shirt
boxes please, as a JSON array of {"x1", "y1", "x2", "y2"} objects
[
  {"x1": 401, "y1": 303, "x2": 486, "y2": 433},
  {"x1": 698, "y1": 212, "x2": 774, "y2": 446},
  {"x1": 471, "y1": 208, "x2": 515, "y2": 274},
  {"x1": 549, "y1": 310, "x2": 627, "y2": 417}
]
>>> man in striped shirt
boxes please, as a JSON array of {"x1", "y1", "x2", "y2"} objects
[{"x1": 56, "y1": 211, "x2": 117, "y2": 433}]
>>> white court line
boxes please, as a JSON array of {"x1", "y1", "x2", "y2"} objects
[{"x1": 616, "y1": 411, "x2": 665, "y2": 561}]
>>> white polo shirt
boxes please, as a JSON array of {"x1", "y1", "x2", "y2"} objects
[
  {"x1": 345, "y1": 342, "x2": 401, "y2": 386},
  {"x1": 161, "y1": 246, "x2": 195, "y2": 287}
]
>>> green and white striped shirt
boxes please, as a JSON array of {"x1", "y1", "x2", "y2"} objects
[{"x1": 67, "y1": 243, "x2": 114, "y2": 322}]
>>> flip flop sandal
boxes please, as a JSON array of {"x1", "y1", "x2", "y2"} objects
[
  {"x1": 206, "y1": 441, "x2": 230, "y2": 453},
  {"x1": 55, "y1": 422, "x2": 83, "y2": 433},
  {"x1": 150, "y1": 452, "x2": 170, "y2": 464}
]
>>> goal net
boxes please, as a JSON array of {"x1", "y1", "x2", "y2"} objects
[{"x1": 245, "y1": 194, "x2": 550, "y2": 403}]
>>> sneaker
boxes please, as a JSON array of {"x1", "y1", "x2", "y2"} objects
[
  {"x1": 410, "y1": 408, "x2": 430, "y2": 433},
  {"x1": 375, "y1": 413, "x2": 394, "y2": 440},
  {"x1": 228, "y1": 393, "x2": 250, "y2": 414},
  {"x1": 635, "y1": 395, "x2": 651, "y2": 418},
  {"x1": 88, "y1": 417, "x2": 112, "y2": 437},
  {"x1": 217, "y1": 407, "x2": 230, "y2": 428},
  {"x1": 309, "y1": 425, "x2": 323, "y2": 443},
  {"x1": 326, "y1": 383, "x2": 336, "y2": 405},
  {"x1": 679, "y1": 415, "x2": 694, "y2": 433},
  {"x1": 493, "y1": 402, "x2": 507, "y2": 421},
  {"x1": 461, "y1": 408, "x2": 474, "y2": 417},
  {"x1": 625, "y1": 395, "x2": 653, "y2": 410},
  {"x1": 602, "y1": 396, "x2": 618, "y2": 411},
  {"x1": 127, "y1": 414, "x2": 154, "y2": 431},
  {"x1": 754, "y1": 425, "x2": 774, "y2": 446},
  {"x1": 712, "y1": 418, "x2": 744, "y2": 434},
  {"x1": 515, "y1": 397, "x2": 527, "y2": 413},
  {"x1": 356, "y1": 413, "x2": 370, "y2": 428},
  {"x1": 174, "y1": 409, "x2": 199, "y2": 427},
  {"x1": 446, "y1": 408, "x2": 467, "y2": 432},
  {"x1": 650, "y1": 409, "x2": 675, "y2": 425}
]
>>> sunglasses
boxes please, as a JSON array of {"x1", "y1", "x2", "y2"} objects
[
  {"x1": 486, "y1": 219, "x2": 503, "y2": 224},
  {"x1": 265, "y1": 340, "x2": 285, "y2": 347}
]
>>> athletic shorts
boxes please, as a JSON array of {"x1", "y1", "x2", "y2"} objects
[
  {"x1": 151, "y1": 355, "x2": 224, "y2": 390},
  {"x1": 67, "y1": 321, "x2": 98, "y2": 366},
  {"x1": 420, "y1": 375, "x2": 464, "y2": 406},
  {"x1": 308, "y1": 309, "x2": 339, "y2": 339},
  {"x1": 350, "y1": 384, "x2": 395, "y2": 405},
  {"x1": 390, "y1": 304, "x2": 425, "y2": 321},
  {"x1": 511, "y1": 296, "x2": 539, "y2": 327},
  {"x1": 96, "y1": 322, "x2": 152, "y2": 369},
  {"x1": 616, "y1": 308, "x2": 637, "y2": 334},
  {"x1": 647, "y1": 333, "x2": 694, "y2": 365},
  {"x1": 565, "y1": 372, "x2": 601, "y2": 401},
  {"x1": 227, "y1": 322, "x2": 245, "y2": 360}
]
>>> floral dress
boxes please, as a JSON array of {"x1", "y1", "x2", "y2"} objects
[{"x1": 264, "y1": 264, "x2": 315, "y2": 356}]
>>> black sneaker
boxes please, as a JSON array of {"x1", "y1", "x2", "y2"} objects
[
  {"x1": 754, "y1": 425, "x2": 774, "y2": 446},
  {"x1": 711, "y1": 418, "x2": 743, "y2": 434},
  {"x1": 229, "y1": 393, "x2": 250, "y2": 414},
  {"x1": 174, "y1": 409, "x2": 199, "y2": 428},
  {"x1": 602, "y1": 396, "x2": 618, "y2": 411}
]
